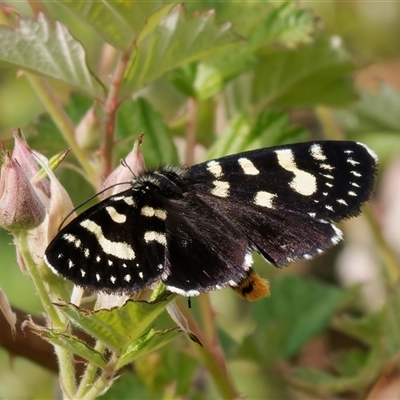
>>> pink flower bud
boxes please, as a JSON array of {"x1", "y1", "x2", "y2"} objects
[
  {"x1": 0, "y1": 151, "x2": 46, "y2": 231},
  {"x1": 26, "y1": 149, "x2": 75, "y2": 265},
  {"x1": 11, "y1": 129, "x2": 50, "y2": 197},
  {"x1": 101, "y1": 134, "x2": 146, "y2": 198}
]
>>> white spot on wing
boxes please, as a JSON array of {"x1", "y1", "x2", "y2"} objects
[
  {"x1": 68, "y1": 260, "x2": 74, "y2": 269},
  {"x1": 275, "y1": 149, "x2": 317, "y2": 196},
  {"x1": 80, "y1": 219, "x2": 135, "y2": 260},
  {"x1": 80, "y1": 269, "x2": 86, "y2": 277},
  {"x1": 244, "y1": 252, "x2": 253, "y2": 269},
  {"x1": 106, "y1": 206, "x2": 127, "y2": 223},
  {"x1": 211, "y1": 180, "x2": 230, "y2": 198},
  {"x1": 166, "y1": 286, "x2": 200, "y2": 297},
  {"x1": 144, "y1": 231, "x2": 167, "y2": 246},
  {"x1": 110, "y1": 276, "x2": 116, "y2": 284},
  {"x1": 320, "y1": 163, "x2": 334, "y2": 170},
  {"x1": 96, "y1": 273, "x2": 101, "y2": 282},
  {"x1": 63, "y1": 233, "x2": 77, "y2": 243},
  {"x1": 63, "y1": 233, "x2": 82, "y2": 248},
  {"x1": 141, "y1": 206, "x2": 167, "y2": 220},
  {"x1": 310, "y1": 144, "x2": 327, "y2": 161},
  {"x1": 254, "y1": 191, "x2": 276, "y2": 208},
  {"x1": 347, "y1": 158, "x2": 359, "y2": 166},
  {"x1": 124, "y1": 274, "x2": 131, "y2": 282},
  {"x1": 331, "y1": 225, "x2": 343, "y2": 244},
  {"x1": 207, "y1": 160, "x2": 223, "y2": 178},
  {"x1": 123, "y1": 196, "x2": 135, "y2": 206},
  {"x1": 238, "y1": 158, "x2": 259, "y2": 175}
]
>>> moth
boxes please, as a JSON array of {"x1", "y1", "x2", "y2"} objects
[{"x1": 44, "y1": 141, "x2": 378, "y2": 301}]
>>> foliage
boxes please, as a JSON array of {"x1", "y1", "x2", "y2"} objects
[{"x1": 0, "y1": 1, "x2": 398, "y2": 399}]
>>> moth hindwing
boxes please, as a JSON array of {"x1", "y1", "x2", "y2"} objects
[{"x1": 44, "y1": 141, "x2": 378, "y2": 300}]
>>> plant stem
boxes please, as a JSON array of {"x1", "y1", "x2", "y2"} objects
[
  {"x1": 315, "y1": 106, "x2": 343, "y2": 140},
  {"x1": 16, "y1": 232, "x2": 77, "y2": 398},
  {"x1": 80, "y1": 353, "x2": 120, "y2": 400},
  {"x1": 364, "y1": 206, "x2": 400, "y2": 284},
  {"x1": 74, "y1": 341, "x2": 106, "y2": 399},
  {"x1": 185, "y1": 97, "x2": 198, "y2": 166},
  {"x1": 103, "y1": 51, "x2": 131, "y2": 176},
  {"x1": 24, "y1": 72, "x2": 97, "y2": 184},
  {"x1": 177, "y1": 298, "x2": 239, "y2": 399}
]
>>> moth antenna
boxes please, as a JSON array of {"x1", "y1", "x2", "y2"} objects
[
  {"x1": 57, "y1": 181, "x2": 133, "y2": 231},
  {"x1": 120, "y1": 158, "x2": 138, "y2": 179}
]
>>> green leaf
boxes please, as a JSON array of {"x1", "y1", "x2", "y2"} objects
[
  {"x1": 333, "y1": 283, "x2": 400, "y2": 355},
  {"x1": 291, "y1": 282, "x2": 400, "y2": 394},
  {"x1": 0, "y1": 14, "x2": 104, "y2": 98},
  {"x1": 331, "y1": 349, "x2": 369, "y2": 377},
  {"x1": 251, "y1": 275, "x2": 346, "y2": 358},
  {"x1": 205, "y1": 110, "x2": 308, "y2": 160},
  {"x1": 187, "y1": 1, "x2": 314, "y2": 50},
  {"x1": 117, "y1": 328, "x2": 180, "y2": 369},
  {"x1": 116, "y1": 98, "x2": 179, "y2": 166},
  {"x1": 41, "y1": 330, "x2": 107, "y2": 368},
  {"x1": 252, "y1": 35, "x2": 355, "y2": 108},
  {"x1": 123, "y1": 4, "x2": 239, "y2": 95},
  {"x1": 290, "y1": 347, "x2": 384, "y2": 393},
  {"x1": 57, "y1": 1, "x2": 170, "y2": 51},
  {"x1": 98, "y1": 374, "x2": 149, "y2": 400},
  {"x1": 339, "y1": 84, "x2": 400, "y2": 134},
  {"x1": 189, "y1": 2, "x2": 315, "y2": 99},
  {"x1": 331, "y1": 312, "x2": 383, "y2": 347},
  {"x1": 55, "y1": 297, "x2": 173, "y2": 353},
  {"x1": 338, "y1": 84, "x2": 400, "y2": 158}
]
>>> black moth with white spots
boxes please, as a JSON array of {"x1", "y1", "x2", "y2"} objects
[{"x1": 44, "y1": 141, "x2": 378, "y2": 297}]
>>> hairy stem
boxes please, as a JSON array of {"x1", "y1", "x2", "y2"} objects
[
  {"x1": 16, "y1": 233, "x2": 77, "y2": 398},
  {"x1": 75, "y1": 341, "x2": 106, "y2": 399}
]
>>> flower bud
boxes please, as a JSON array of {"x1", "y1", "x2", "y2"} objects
[
  {"x1": 11, "y1": 129, "x2": 50, "y2": 197},
  {"x1": 0, "y1": 151, "x2": 46, "y2": 231},
  {"x1": 101, "y1": 134, "x2": 146, "y2": 198},
  {"x1": 28, "y1": 149, "x2": 75, "y2": 259}
]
